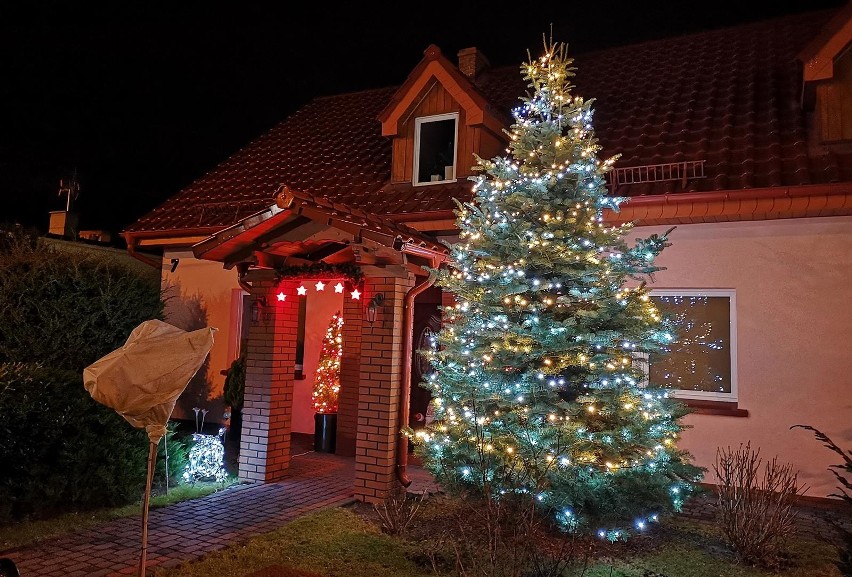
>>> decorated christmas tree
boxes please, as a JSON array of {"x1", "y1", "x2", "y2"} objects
[
  {"x1": 312, "y1": 311, "x2": 343, "y2": 414},
  {"x1": 413, "y1": 39, "x2": 702, "y2": 539}
]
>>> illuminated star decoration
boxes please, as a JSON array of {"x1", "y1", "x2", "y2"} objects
[
  {"x1": 297, "y1": 285, "x2": 308, "y2": 296},
  {"x1": 350, "y1": 288, "x2": 361, "y2": 300},
  {"x1": 276, "y1": 291, "x2": 286, "y2": 301},
  {"x1": 334, "y1": 282, "x2": 344, "y2": 293},
  {"x1": 315, "y1": 281, "x2": 326, "y2": 291}
]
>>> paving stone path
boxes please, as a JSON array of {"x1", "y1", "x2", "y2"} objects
[{"x1": 2, "y1": 451, "x2": 355, "y2": 577}]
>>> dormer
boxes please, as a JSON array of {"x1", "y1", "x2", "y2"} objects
[
  {"x1": 799, "y1": 2, "x2": 852, "y2": 147},
  {"x1": 378, "y1": 44, "x2": 509, "y2": 186}
]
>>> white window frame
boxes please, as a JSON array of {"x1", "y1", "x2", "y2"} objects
[
  {"x1": 648, "y1": 288, "x2": 738, "y2": 403},
  {"x1": 413, "y1": 112, "x2": 458, "y2": 186}
]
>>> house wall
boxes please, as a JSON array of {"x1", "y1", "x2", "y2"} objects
[
  {"x1": 292, "y1": 289, "x2": 345, "y2": 434},
  {"x1": 633, "y1": 215, "x2": 852, "y2": 499},
  {"x1": 161, "y1": 249, "x2": 242, "y2": 425}
]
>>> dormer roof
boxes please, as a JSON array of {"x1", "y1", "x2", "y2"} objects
[{"x1": 377, "y1": 44, "x2": 507, "y2": 137}]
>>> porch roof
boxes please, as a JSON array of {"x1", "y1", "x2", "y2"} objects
[{"x1": 191, "y1": 185, "x2": 449, "y2": 270}]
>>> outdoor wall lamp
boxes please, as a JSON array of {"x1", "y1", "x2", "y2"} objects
[
  {"x1": 366, "y1": 293, "x2": 385, "y2": 326},
  {"x1": 250, "y1": 296, "x2": 267, "y2": 324}
]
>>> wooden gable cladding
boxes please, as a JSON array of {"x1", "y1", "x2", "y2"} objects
[
  {"x1": 390, "y1": 82, "x2": 504, "y2": 183},
  {"x1": 380, "y1": 44, "x2": 509, "y2": 186},
  {"x1": 799, "y1": 2, "x2": 852, "y2": 144}
]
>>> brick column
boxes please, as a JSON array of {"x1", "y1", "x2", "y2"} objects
[
  {"x1": 353, "y1": 269, "x2": 415, "y2": 503},
  {"x1": 239, "y1": 274, "x2": 299, "y2": 483},
  {"x1": 336, "y1": 292, "x2": 363, "y2": 457}
]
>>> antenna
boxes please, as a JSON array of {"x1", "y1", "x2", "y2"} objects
[{"x1": 58, "y1": 169, "x2": 80, "y2": 212}]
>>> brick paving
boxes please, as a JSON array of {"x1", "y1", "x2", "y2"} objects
[{"x1": 1, "y1": 449, "x2": 356, "y2": 577}]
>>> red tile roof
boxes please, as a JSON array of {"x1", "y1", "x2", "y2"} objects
[{"x1": 125, "y1": 8, "x2": 845, "y2": 236}]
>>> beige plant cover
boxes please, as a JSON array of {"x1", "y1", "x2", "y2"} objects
[{"x1": 83, "y1": 319, "x2": 216, "y2": 444}]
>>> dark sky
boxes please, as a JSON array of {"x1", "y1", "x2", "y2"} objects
[{"x1": 1, "y1": 0, "x2": 844, "y2": 239}]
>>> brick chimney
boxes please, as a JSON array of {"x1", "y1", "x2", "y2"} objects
[{"x1": 457, "y1": 47, "x2": 490, "y2": 81}]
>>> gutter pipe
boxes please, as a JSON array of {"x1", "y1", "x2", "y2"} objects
[{"x1": 396, "y1": 243, "x2": 448, "y2": 487}]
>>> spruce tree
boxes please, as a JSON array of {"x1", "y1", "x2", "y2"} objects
[
  {"x1": 312, "y1": 311, "x2": 343, "y2": 414},
  {"x1": 413, "y1": 40, "x2": 702, "y2": 539}
]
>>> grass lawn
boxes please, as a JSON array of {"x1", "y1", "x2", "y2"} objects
[
  {"x1": 0, "y1": 478, "x2": 237, "y2": 551},
  {"x1": 153, "y1": 499, "x2": 843, "y2": 577}
]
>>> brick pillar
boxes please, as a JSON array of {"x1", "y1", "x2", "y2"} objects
[
  {"x1": 336, "y1": 292, "x2": 363, "y2": 457},
  {"x1": 353, "y1": 270, "x2": 415, "y2": 503},
  {"x1": 239, "y1": 275, "x2": 299, "y2": 483}
]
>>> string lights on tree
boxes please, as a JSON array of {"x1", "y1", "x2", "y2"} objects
[
  {"x1": 312, "y1": 311, "x2": 344, "y2": 414},
  {"x1": 411, "y1": 38, "x2": 702, "y2": 540}
]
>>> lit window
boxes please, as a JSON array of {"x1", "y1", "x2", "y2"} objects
[
  {"x1": 648, "y1": 289, "x2": 737, "y2": 402},
  {"x1": 413, "y1": 113, "x2": 458, "y2": 186}
]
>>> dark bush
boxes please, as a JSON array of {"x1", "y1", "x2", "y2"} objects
[
  {"x1": 0, "y1": 363, "x2": 189, "y2": 523},
  {"x1": 0, "y1": 234, "x2": 163, "y2": 371},
  {"x1": 0, "y1": 363, "x2": 147, "y2": 521},
  {"x1": 0, "y1": 232, "x2": 176, "y2": 523}
]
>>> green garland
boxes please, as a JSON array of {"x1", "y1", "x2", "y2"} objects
[{"x1": 273, "y1": 262, "x2": 363, "y2": 284}]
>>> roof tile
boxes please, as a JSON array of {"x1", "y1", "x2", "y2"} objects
[{"x1": 126, "y1": 8, "x2": 845, "y2": 235}]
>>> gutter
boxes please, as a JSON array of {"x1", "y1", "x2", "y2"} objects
[
  {"x1": 125, "y1": 235, "x2": 161, "y2": 269},
  {"x1": 607, "y1": 182, "x2": 852, "y2": 225},
  {"x1": 396, "y1": 243, "x2": 448, "y2": 487}
]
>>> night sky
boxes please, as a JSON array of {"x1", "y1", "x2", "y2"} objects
[{"x1": 1, "y1": 1, "x2": 844, "y2": 239}]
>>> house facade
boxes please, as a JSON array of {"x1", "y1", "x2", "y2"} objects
[{"x1": 123, "y1": 6, "x2": 852, "y2": 503}]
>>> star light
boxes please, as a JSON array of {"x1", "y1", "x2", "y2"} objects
[
  {"x1": 334, "y1": 282, "x2": 344, "y2": 293},
  {"x1": 315, "y1": 281, "x2": 325, "y2": 291},
  {"x1": 276, "y1": 291, "x2": 286, "y2": 302},
  {"x1": 297, "y1": 285, "x2": 307, "y2": 296},
  {"x1": 350, "y1": 288, "x2": 361, "y2": 300}
]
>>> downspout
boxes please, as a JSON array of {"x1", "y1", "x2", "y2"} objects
[
  {"x1": 396, "y1": 268, "x2": 439, "y2": 487},
  {"x1": 235, "y1": 262, "x2": 253, "y2": 293}
]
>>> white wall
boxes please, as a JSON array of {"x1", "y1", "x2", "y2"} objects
[
  {"x1": 161, "y1": 249, "x2": 242, "y2": 425},
  {"x1": 633, "y1": 216, "x2": 852, "y2": 498}
]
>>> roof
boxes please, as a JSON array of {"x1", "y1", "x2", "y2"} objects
[
  {"x1": 125, "y1": 7, "x2": 848, "y2": 237},
  {"x1": 191, "y1": 185, "x2": 449, "y2": 266}
]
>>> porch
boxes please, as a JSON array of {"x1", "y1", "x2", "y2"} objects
[{"x1": 193, "y1": 185, "x2": 451, "y2": 503}]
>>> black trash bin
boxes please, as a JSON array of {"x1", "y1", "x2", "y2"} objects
[
  {"x1": 0, "y1": 558, "x2": 20, "y2": 577},
  {"x1": 314, "y1": 412, "x2": 337, "y2": 453}
]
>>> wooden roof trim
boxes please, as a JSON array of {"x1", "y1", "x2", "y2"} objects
[
  {"x1": 276, "y1": 185, "x2": 449, "y2": 254},
  {"x1": 378, "y1": 44, "x2": 505, "y2": 137},
  {"x1": 799, "y1": 3, "x2": 852, "y2": 82}
]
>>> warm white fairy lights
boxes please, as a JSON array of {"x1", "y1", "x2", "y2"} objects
[
  {"x1": 183, "y1": 428, "x2": 228, "y2": 484},
  {"x1": 411, "y1": 39, "x2": 701, "y2": 540}
]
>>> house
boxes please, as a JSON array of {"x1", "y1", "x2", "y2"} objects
[{"x1": 123, "y1": 5, "x2": 852, "y2": 503}]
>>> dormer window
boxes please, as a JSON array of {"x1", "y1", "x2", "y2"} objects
[{"x1": 413, "y1": 113, "x2": 458, "y2": 185}]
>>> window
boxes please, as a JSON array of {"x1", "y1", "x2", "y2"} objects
[
  {"x1": 294, "y1": 295, "x2": 307, "y2": 379},
  {"x1": 413, "y1": 113, "x2": 458, "y2": 185},
  {"x1": 648, "y1": 289, "x2": 737, "y2": 402}
]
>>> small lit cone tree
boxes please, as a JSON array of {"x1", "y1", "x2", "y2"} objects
[
  {"x1": 413, "y1": 39, "x2": 702, "y2": 540},
  {"x1": 312, "y1": 311, "x2": 343, "y2": 452}
]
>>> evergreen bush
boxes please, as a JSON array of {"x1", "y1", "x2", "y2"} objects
[
  {"x1": 0, "y1": 231, "x2": 172, "y2": 522},
  {"x1": 0, "y1": 233, "x2": 163, "y2": 370},
  {"x1": 0, "y1": 363, "x2": 189, "y2": 523}
]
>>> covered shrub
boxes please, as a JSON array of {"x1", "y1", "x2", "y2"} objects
[{"x1": 0, "y1": 233, "x2": 163, "y2": 370}]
